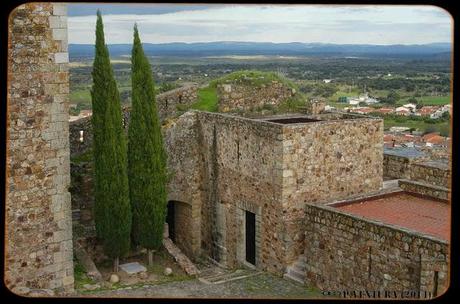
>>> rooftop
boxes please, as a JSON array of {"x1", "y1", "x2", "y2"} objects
[
  {"x1": 383, "y1": 146, "x2": 427, "y2": 158},
  {"x1": 334, "y1": 192, "x2": 450, "y2": 241},
  {"x1": 266, "y1": 117, "x2": 321, "y2": 124}
]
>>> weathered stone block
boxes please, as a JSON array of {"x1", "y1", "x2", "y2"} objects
[
  {"x1": 52, "y1": 3, "x2": 67, "y2": 16},
  {"x1": 52, "y1": 28, "x2": 67, "y2": 41},
  {"x1": 54, "y1": 52, "x2": 68, "y2": 64}
]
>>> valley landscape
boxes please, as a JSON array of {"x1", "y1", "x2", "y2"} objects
[{"x1": 69, "y1": 41, "x2": 452, "y2": 135}]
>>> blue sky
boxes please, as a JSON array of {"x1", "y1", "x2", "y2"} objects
[{"x1": 67, "y1": 4, "x2": 452, "y2": 45}]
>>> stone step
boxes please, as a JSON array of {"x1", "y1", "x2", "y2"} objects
[
  {"x1": 202, "y1": 269, "x2": 248, "y2": 283},
  {"x1": 212, "y1": 272, "x2": 262, "y2": 285},
  {"x1": 283, "y1": 271, "x2": 305, "y2": 285},
  {"x1": 199, "y1": 269, "x2": 234, "y2": 281},
  {"x1": 291, "y1": 261, "x2": 306, "y2": 272},
  {"x1": 287, "y1": 266, "x2": 305, "y2": 280},
  {"x1": 199, "y1": 269, "x2": 261, "y2": 285}
]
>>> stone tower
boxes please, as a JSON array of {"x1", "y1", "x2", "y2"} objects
[{"x1": 6, "y1": 3, "x2": 74, "y2": 295}]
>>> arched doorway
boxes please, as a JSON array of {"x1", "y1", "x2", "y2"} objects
[{"x1": 166, "y1": 201, "x2": 193, "y2": 257}]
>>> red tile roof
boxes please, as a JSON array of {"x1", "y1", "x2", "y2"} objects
[
  {"x1": 336, "y1": 193, "x2": 450, "y2": 240},
  {"x1": 418, "y1": 106, "x2": 439, "y2": 116},
  {"x1": 422, "y1": 132, "x2": 441, "y2": 141},
  {"x1": 425, "y1": 135, "x2": 446, "y2": 145}
]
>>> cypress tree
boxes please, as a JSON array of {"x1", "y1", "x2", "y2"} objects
[
  {"x1": 128, "y1": 24, "x2": 168, "y2": 265},
  {"x1": 91, "y1": 11, "x2": 131, "y2": 271}
]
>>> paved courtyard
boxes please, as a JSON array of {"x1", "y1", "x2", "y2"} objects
[{"x1": 76, "y1": 271, "x2": 324, "y2": 299}]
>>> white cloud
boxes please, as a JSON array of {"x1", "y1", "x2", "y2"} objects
[{"x1": 68, "y1": 4, "x2": 452, "y2": 44}]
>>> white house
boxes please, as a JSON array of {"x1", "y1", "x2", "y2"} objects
[
  {"x1": 348, "y1": 92, "x2": 379, "y2": 105},
  {"x1": 430, "y1": 105, "x2": 451, "y2": 119},
  {"x1": 389, "y1": 126, "x2": 411, "y2": 133},
  {"x1": 403, "y1": 103, "x2": 417, "y2": 112},
  {"x1": 395, "y1": 107, "x2": 411, "y2": 116},
  {"x1": 323, "y1": 79, "x2": 332, "y2": 83},
  {"x1": 348, "y1": 98, "x2": 361, "y2": 105}
]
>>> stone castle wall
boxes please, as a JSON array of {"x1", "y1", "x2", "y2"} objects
[
  {"x1": 163, "y1": 111, "x2": 204, "y2": 258},
  {"x1": 304, "y1": 204, "x2": 449, "y2": 296},
  {"x1": 68, "y1": 111, "x2": 385, "y2": 276},
  {"x1": 280, "y1": 116, "x2": 383, "y2": 264},
  {"x1": 6, "y1": 3, "x2": 74, "y2": 295},
  {"x1": 409, "y1": 161, "x2": 450, "y2": 188},
  {"x1": 398, "y1": 180, "x2": 450, "y2": 201},
  {"x1": 157, "y1": 84, "x2": 198, "y2": 120},
  {"x1": 383, "y1": 154, "x2": 415, "y2": 179},
  {"x1": 194, "y1": 112, "x2": 285, "y2": 272},
  {"x1": 383, "y1": 152, "x2": 451, "y2": 190},
  {"x1": 164, "y1": 112, "x2": 383, "y2": 274},
  {"x1": 217, "y1": 81, "x2": 295, "y2": 112},
  {"x1": 69, "y1": 116, "x2": 91, "y2": 157},
  {"x1": 69, "y1": 85, "x2": 198, "y2": 157}
]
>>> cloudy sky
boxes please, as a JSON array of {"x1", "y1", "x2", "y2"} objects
[{"x1": 67, "y1": 4, "x2": 452, "y2": 45}]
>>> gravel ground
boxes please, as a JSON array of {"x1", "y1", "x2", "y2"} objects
[{"x1": 76, "y1": 272, "x2": 324, "y2": 299}]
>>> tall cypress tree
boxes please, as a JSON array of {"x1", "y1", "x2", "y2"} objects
[
  {"x1": 128, "y1": 24, "x2": 168, "y2": 265},
  {"x1": 91, "y1": 11, "x2": 131, "y2": 271}
]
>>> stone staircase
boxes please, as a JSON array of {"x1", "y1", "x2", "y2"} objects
[{"x1": 283, "y1": 255, "x2": 306, "y2": 285}]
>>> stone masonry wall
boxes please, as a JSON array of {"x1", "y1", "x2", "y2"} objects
[
  {"x1": 217, "y1": 81, "x2": 295, "y2": 112},
  {"x1": 163, "y1": 111, "x2": 204, "y2": 258},
  {"x1": 383, "y1": 154, "x2": 414, "y2": 179},
  {"x1": 195, "y1": 112, "x2": 285, "y2": 273},
  {"x1": 69, "y1": 116, "x2": 91, "y2": 157},
  {"x1": 409, "y1": 161, "x2": 451, "y2": 188},
  {"x1": 304, "y1": 204, "x2": 449, "y2": 297},
  {"x1": 157, "y1": 84, "x2": 198, "y2": 121},
  {"x1": 69, "y1": 85, "x2": 198, "y2": 157},
  {"x1": 173, "y1": 201, "x2": 194, "y2": 258},
  {"x1": 281, "y1": 116, "x2": 383, "y2": 264},
  {"x1": 398, "y1": 180, "x2": 450, "y2": 201},
  {"x1": 6, "y1": 3, "x2": 74, "y2": 294}
]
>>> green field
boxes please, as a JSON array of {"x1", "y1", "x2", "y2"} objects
[
  {"x1": 383, "y1": 117, "x2": 451, "y2": 136},
  {"x1": 399, "y1": 95, "x2": 451, "y2": 106}
]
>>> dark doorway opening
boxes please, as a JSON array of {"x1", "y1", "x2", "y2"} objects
[
  {"x1": 166, "y1": 202, "x2": 175, "y2": 242},
  {"x1": 245, "y1": 210, "x2": 256, "y2": 265}
]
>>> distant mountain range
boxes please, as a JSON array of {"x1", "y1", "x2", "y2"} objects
[{"x1": 69, "y1": 41, "x2": 452, "y2": 59}]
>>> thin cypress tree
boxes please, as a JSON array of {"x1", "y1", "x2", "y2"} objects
[
  {"x1": 91, "y1": 10, "x2": 131, "y2": 272},
  {"x1": 128, "y1": 24, "x2": 168, "y2": 266}
]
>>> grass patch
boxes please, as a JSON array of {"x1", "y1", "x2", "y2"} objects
[
  {"x1": 276, "y1": 95, "x2": 309, "y2": 113},
  {"x1": 190, "y1": 86, "x2": 219, "y2": 112},
  {"x1": 74, "y1": 259, "x2": 94, "y2": 290},
  {"x1": 211, "y1": 70, "x2": 297, "y2": 90}
]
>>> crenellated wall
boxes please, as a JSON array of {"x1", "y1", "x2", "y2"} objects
[{"x1": 6, "y1": 3, "x2": 74, "y2": 295}]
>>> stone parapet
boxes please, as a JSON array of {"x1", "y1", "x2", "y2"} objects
[
  {"x1": 304, "y1": 203, "x2": 449, "y2": 296},
  {"x1": 398, "y1": 179, "x2": 450, "y2": 201}
]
